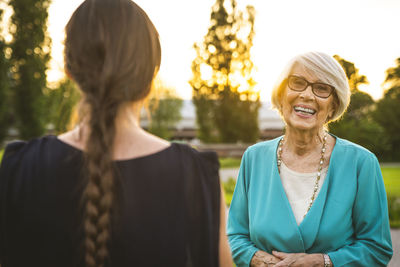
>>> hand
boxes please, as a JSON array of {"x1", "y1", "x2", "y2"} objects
[
  {"x1": 272, "y1": 251, "x2": 324, "y2": 267},
  {"x1": 251, "y1": 250, "x2": 281, "y2": 267}
]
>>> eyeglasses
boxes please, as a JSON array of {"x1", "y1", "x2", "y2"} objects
[{"x1": 287, "y1": 75, "x2": 334, "y2": 98}]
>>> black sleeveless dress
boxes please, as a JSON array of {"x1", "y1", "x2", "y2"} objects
[{"x1": 0, "y1": 136, "x2": 220, "y2": 267}]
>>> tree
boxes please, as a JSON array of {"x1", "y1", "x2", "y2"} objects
[
  {"x1": 46, "y1": 78, "x2": 81, "y2": 134},
  {"x1": 385, "y1": 58, "x2": 400, "y2": 86},
  {"x1": 147, "y1": 80, "x2": 183, "y2": 140},
  {"x1": 333, "y1": 55, "x2": 368, "y2": 92},
  {"x1": 329, "y1": 56, "x2": 387, "y2": 157},
  {"x1": 373, "y1": 59, "x2": 400, "y2": 161},
  {"x1": 190, "y1": 0, "x2": 260, "y2": 143},
  {"x1": 0, "y1": 8, "x2": 10, "y2": 144},
  {"x1": 9, "y1": 0, "x2": 51, "y2": 140}
]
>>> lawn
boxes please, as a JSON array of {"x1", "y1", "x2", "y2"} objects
[
  {"x1": 219, "y1": 157, "x2": 241, "y2": 169},
  {"x1": 381, "y1": 166, "x2": 400, "y2": 196},
  {"x1": 381, "y1": 166, "x2": 400, "y2": 228}
]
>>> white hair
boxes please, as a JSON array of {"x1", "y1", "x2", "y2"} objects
[{"x1": 271, "y1": 51, "x2": 351, "y2": 122}]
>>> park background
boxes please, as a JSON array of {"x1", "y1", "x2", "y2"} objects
[{"x1": 0, "y1": 0, "x2": 399, "y2": 264}]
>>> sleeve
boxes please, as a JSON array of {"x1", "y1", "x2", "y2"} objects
[
  {"x1": 181, "y1": 145, "x2": 221, "y2": 267},
  {"x1": 327, "y1": 153, "x2": 393, "y2": 267},
  {"x1": 227, "y1": 150, "x2": 259, "y2": 267}
]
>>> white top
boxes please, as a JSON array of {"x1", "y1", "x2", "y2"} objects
[{"x1": 280, "y1": 162, "x2": 328, "y2": 225}]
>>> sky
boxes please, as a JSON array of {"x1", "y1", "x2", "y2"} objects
[{"x1": 46, "y1": 0, "x2": 400, "y2": 101}]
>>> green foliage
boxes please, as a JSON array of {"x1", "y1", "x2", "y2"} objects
[
  {"x1": 9, "y1": 0, "x2": 51, "y2": 140},
  {"x1": 46, "y1": 78, "x2": 80, "y2": 134},
  {"x1": 333, "y1": 55, "x2": 368, "y2": 92},
  {"x1": 190, "y1": 0, "x2": 260, "y2": 143},
  {"x1": 330, "y1": 56, "x2": 388, "y2": 158},
  {"x1": 147, "y1": 84, "x2": 183, "y2": 140},
  {"x1": 387, "y1": 195, "x2": 400, "y2": 228},
  {"x1": 382, "y1": 166, "x2": 400, "y2": 196},
  {"x1": 385, "y1": 58, "x2": 400, "y2": 86},
  {"x1": 373, "y1": 59, "x2": 400, "y2": 161},
  {"x1": 0, "y1": 149, "x2": 4, "y2": 164},
  {"x1": 222, "y1": 177, "x2": 236, "y2": 206},
  {"x1": 219, "y1": 157, "x2": 241, "y2": 168},
  {"x1": 382, "y1": 166, "x2": 400, "y2": 227},
  {"x1": 329, "y1": 91, "x2": 388, "y2": 158},
  {"x1": 0, "y1": 9, "x2": 10, "y2": 144}
]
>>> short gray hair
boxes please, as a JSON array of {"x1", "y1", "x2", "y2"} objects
[{"x1": 271, "y1": 51, "x2": 351, "y2": 122}]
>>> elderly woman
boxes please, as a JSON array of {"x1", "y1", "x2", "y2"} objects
[{"x1": 227, "y1": 52, "x2": 393, "y2": 267}]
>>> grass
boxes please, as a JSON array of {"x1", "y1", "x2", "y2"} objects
[
  {"x1": 223, "y1": 177, "x2": 236, "y2": 206},
  {"x1": 219, "y1": 157, "x2": 241, "y2": 169},
  {"x1": 382, "y1": 166, "x2": 400, "y2": 228},
  {"x1": 0, "y1": 149, "x2": 3, "y2": 164},
  {"x1": 381, "y1": 166, "x2": 400, "y2": 196}
]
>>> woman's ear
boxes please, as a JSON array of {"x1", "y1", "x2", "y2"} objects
[{"x1": 328, "y1": 93, "x2": 339, "y2": 121}]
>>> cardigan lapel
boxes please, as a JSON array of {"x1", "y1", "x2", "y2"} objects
[
  {"x1": 270, "y1": 137, "x2": 306, "y2": 252},
  {"x1": 298, "y1": 171, "x2": 330, "y2": 250},
  {"x1": 298, "y1": 137, "x2": 337, "y2": 250}
]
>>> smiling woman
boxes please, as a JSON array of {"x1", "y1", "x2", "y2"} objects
[{"x1": 227, "y1": 52, "x2": 393, "y2": 267}]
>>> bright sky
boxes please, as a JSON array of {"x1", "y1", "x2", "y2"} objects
[{"x1": 47, "y1": 0, "x2": 400, "y2": 100}]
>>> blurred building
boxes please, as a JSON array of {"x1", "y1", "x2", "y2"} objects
[{"x1": 141, "y1": 100, "x2": 284, "y2": 142}]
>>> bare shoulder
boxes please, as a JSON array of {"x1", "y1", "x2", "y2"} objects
[
  {"x1": 57, "y1": 128, "x2": 85, "y2": 150},
  {"x1": 58, "y1": 128, "x2": 171, "y2": 160},
  {"x1": 139, "y1": 131, "x2": 171, "y2": 150},
  {"x1": 112, "y1": 129, "x2": 171, "y2": 160}
]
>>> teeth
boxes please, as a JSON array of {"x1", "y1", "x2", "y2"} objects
[{"x1": 294, "y1": 106, "x2": 315, "y2": 114}]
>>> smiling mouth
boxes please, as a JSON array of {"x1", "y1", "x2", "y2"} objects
[{"x1": 294, "y1": 106, "x2": 316, "y2": 115}]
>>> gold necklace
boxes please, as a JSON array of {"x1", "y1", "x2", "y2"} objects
[{"x1": 277, "y1": 133, "x2": 328, "y2": 218}]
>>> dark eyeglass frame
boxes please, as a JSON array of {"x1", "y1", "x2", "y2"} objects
[{"x1": 287, "y1": 75, "x2": 335, "y2": 99}]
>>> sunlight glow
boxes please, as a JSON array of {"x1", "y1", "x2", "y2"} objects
[{"x1": 45, "y1": 0, "x2": 400, "y2": 101}]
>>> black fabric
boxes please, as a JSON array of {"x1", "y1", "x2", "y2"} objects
[{"x1": 0, "y1": 136, "x2": 220, "y2": 267}]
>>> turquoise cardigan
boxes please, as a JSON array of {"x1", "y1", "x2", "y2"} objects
[{"x1": 227, "y1": 136, "x2": 393, "y2": 267}]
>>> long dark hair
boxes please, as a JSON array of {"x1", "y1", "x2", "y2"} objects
[{"x1": 64, "y1": 0, "x2": 161, "y2": 266}]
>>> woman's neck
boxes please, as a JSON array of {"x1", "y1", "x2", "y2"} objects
[
  {"x1": 284, "y1": 127, "x2": 325, "y2": 156},
  {"x1": 59, "y1": 101, "x2": 170, "y2": 160},
  {"x1": 60, "y1": 102, "x2": 144, "y2": 150}
]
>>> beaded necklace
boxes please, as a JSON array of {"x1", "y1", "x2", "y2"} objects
[{"x1": 277, "y1": 133, "x2": 328, "y2": 218}]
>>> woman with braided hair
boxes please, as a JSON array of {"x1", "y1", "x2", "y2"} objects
[{"x1": 0, "y1": 0, "x2": 233, "y2": 266}]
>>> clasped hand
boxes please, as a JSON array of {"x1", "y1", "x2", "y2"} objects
[{"x1": 251, "y1": 250, "x2": 324, "y2": 267}]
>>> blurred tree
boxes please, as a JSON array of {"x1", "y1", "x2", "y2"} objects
[
  {"x1": 0, "y1": 8, "x2": 10, "y2": 144},
  {"x1": 385, "y1": 58, "x2": 400, "y2": 86},
  {"x1": 9, "y1": 0, "x2": 51, "y2": 140},
  {"x1": 330, "y1": 55, "x2": 387, "y2": 158},
  {"x1": 147, "y1": 80, "x2": 183, "y2": 140},
  {"x1": 190, "y1": 0, "x2": 260, "y2": 143},
  {"x1": 373, "y1": 59, "x2": 400, "y2": 161},
  {"x1": 333, "y1": 55, "x2": 368, "y2": 92},
  {"x1": 46, "y1": 78, "x2": 81, "y2": 134}
]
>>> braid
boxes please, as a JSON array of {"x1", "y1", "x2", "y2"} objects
[
  {"x1": 64, "y1": 0, "x2": 162, "y2": 266},
  {"x1": 84, "y1": 97, "x2": 119, "y2": 267}
]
